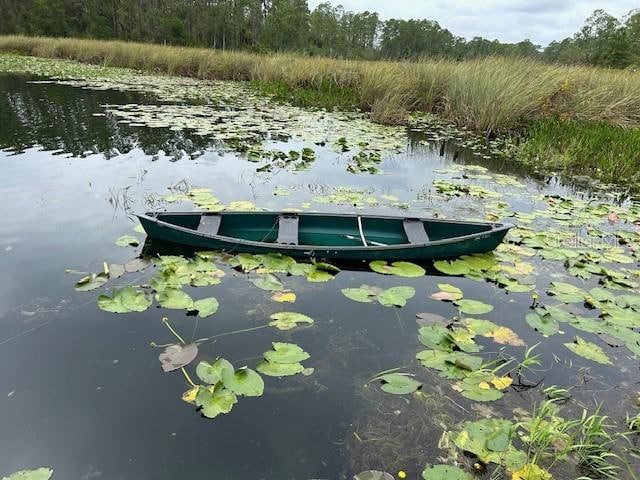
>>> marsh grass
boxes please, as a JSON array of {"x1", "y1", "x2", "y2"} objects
[
  {"x1": 518, "y1": 118, "x2": 640, "y2": 183},
  {"x1": 2, "y1": 35, "x2": 640, "y2": 132}
]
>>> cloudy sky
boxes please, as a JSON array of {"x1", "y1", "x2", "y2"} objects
[{"x1": 307, "y1": 0, "x2": 637, "y2": 46}]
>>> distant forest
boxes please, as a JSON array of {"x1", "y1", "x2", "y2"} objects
[{"x1": 2, "y1": 1, "x2": 639, "y2": 68}]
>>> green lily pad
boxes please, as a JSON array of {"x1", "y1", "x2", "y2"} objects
[
  {"x1": 375, "y1": 373, "x2": 422, "y2": 395},
  {"x1": 341, "y1": 286, "x2": 377, "y2": 303},
  {"x1": 353, "y1": 471, "x2": 394, "y2": 480},
  {"x1": 196, "y1": 358, "x2": 234, "y2": 385},
  {"x1": 525, "y1": 312, "x2": 559, "y2": 337},
  {"x1": 454, "y1": 299, "x2": 493, "y2": 315},
  {"x1": 369, "y1": 260, "x2": 425, "y2": 277},
  {"x1": 547, "y1": 282, "x2": 587, "y2": 303},
  {"x1": 564, "y1": 336, "x2": 612, "y2": 365},
  {"x1": 256, "y1": 360, "x2": 305, "y2": 377},
  {"x1": 433, "y1": 259, "x2": 471, "y2": 276},
  {"x1": 269, "y1": 312, "x2": 314, "y2": 330},
  {"x1": 115, "y1": 235, "x2": 139, "y2": 247},
  {"x1": 156, "y1": 288, "x2": 194, "y2": 310},
  {"x1": 221, "y1": 367, "x2": 264, "y2": 397},
  {"x1": 252, "y1": 273, "x2": 284, "y2": 291},
  {"x1": 195, "y1": 385, "x2": 237, "y2": 418},
  {"x1": 263, "y1": 342, "x2": 310, "y2": 364},
  {"x1": 377, "y1": 286, "x2": 415, "y2": 307},
  {"x1": 192, "y1": 297, "x2": 219, "y2": 317},
  {"x1": 422, "y1": 465, "x2": 473, "y2": 480},
  {"x1": 2, "y1": 468, "x2": 53, "y2": 480},
  {"x1": 97, "y1": 286, "x2": 152, "y2": 313}
]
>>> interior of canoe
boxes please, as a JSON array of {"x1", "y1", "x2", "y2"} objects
[{"x1": 156, "y1": 213, "x2": 494, "y2": 246}]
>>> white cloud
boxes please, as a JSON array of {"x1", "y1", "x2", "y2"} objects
[{"x1": 307, "y1": 0, "x2": 638, "y2": 45}]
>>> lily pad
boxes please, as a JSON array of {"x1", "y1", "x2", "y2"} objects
[
  {"x1": 159, "y1": 343, "x2": 198, "y2": 372},
  {"x1": 430, "y1": 283, "x2": 463, "y2": 301},
  {"x1": 341, "y1": 286, "x2": 377, "y2": 303},
  {"x1": 97, "y1": 286, "x2": 151, "y2": 313},
  {"x1": 353, "y1": 471, "x2": 394, "y2": 480},
  {"x1": 422, "y1": 465, "x2": 472, "y2": 480},
  {"x1": 221, "y1": 367, "x2": 264, "y2": 397},
  {"x1": 192, "y1": 297, "x2": 219, "y2": 317},
  {"x1": 375, "y1": 373, "x2": 422, "y2": 395},
  {"x1": 525, "y1": 312, "x2": 559, "y2": 337},
  {"x1": 252, "y1": 273, "x2": 284, "y2": 291},
  {"x1": 564, "y1": 336, "x2": 612, "y2": 365},
  {"x1": 195, "y1": 385, "x2": 237, "y2": 418},
  {"x1": 271, "y1": 291, "x2": 296, "y2": 303},
  {"x1": 256, "y1": 360, "x2": 305, "y2": 377},
  {"x1": 196, "y1": 358, "x2": 235, "y2": 385},
  {"x1": 454, "y1": 299, "x2": 493, "y2": 315},
  {"x1": 269, "y1": 312, "x2": 314, "y2": 330},
  {"x1": 263, "y1": 342, "x2": 310, "y2": 364},
  {"x1": 2, "y1": 469, "x2": 53, "y2": 480},
  {"x1": 369, "y1": 260, "x2": 425, "y2": 277},
  {"x1": 433, "y1": 259, "x2": 471, "y2": 276},
  {"x1": 377, "y1": 286, "x2": 415, "y2": 307},
  {"x1": 156, "y1": 288, "x2": 194, "y2": 310},
  {"x1": 115, "y1": 235, "x2": 139, "y2": 247}
]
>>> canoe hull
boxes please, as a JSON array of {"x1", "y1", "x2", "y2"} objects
[{"x1": 137, "y1": 212, "x2": 511, "y2": 261}]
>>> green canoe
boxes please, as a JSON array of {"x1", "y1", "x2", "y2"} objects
[{"x1": 136, "y1": 211, "x2": 512, "y2": 261}]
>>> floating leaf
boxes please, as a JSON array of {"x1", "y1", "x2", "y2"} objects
[
  {"x1": 416, "y1": 312, "x2": 448, "y2": 326},
  {"x1": 2, "y1": 469, "x2": 53, "y2": 480},
  {"x1": 271, "y1": 291, "x2": 296, "y2": 303},
  {"x1": 97, "y1": 287, "x2": 151, "y2": 313},
  {"x1": 158, "y1": 343, "x2": 198, "y2": 372},
  {"x1": 196, "y1": 358, "x2": 234, "y2": 385},
  {"x1": 525, "y1": 312, "x2": 559, "y2": 337},
  {"x1": 491, "y1": 326, "x2": 525, "y2": 346},
  {"x1": 263, "y1": 342, "x2": 310, "y2": 364},
  {"x1": 133, "y1": 223, "x2": 145, "y2": 234},
  {"x1": 433, "y1": 259, "x2": 470, "y2": 276},
  {"x1": 156, "y1": 288, "x2": 194, "y2": 310},
  {"x1": 564, "y1": 336, "x2": 612, "y2": 365},
  {"x1": 115, "y1": 235, "x2": 139, "y2": 247},
  {"x1": 430, "y1": 283, "x2": 463, "y2": 301},
  {"x1": 369, "y1": 260, "x2": 425, "y2": 277},
  {"x1": 195, "y1": 385, "x2": 237, "y2": 418},
  {"x1": 354, "y1": 471, "x2": 394, "y2": 480},
  {"x1": 252, "y1": 273, "x2": 283, "y2": 291},
  {"x1": 375, "y1": 373, "x2": 422, "y2": 395},
  {"x1": 181, "y1": 387, "x2": 198, "y2": 404},
  {"x1": 256, "y1": 360, "x2": 304, "y2": 377},
  {"x1": 192, "y1": 297, "x2": 219, "y2": 317},
  {"x1": 422, "y1": 465, "x2": 473, "y2": 480},
  {"x1": 341, "y1": 286, "x2": 377, "y2": 303},
  {"x1": 269, "y1": 312, "x2": 314, "y2": 330},
  {"x1": 511, "y1": 464, "x2": 552, "y2": 480},
  {"x1": 222, "y1": 367, "x2": 264, "y2": 397},
  {"x1": 377, "y1": 286, "x2": 415, "y2": 307},
  {"x1": 547, "y1": 282, "x2": 586, "y2": 303},
  {"x1": 75, "y1": 272, "x2": 108, "y2": 291},
  {"x1": 454, "y1": 299, "x2": 493, "y2": 315}
]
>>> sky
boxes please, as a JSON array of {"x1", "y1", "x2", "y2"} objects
[{"x1": 307, "y1": 0, "x2": 638, "y2": 46}]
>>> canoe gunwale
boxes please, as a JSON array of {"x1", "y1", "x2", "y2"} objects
[{"x1": 138, "y1": 212, "x2": 513, "y2": 252}]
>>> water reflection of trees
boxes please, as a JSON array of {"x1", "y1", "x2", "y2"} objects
[{"x1": 0, "y1": 74, "x2": 213, "y2": 159}]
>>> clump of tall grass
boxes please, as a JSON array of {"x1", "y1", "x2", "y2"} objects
[{"x1": 2, "y1": 34, "x2": 640, "y2": 134}]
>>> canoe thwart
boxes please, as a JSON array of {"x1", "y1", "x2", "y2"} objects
[
  {"x1": 197, "y1": 214, "x2": 222, "y2": 236},
  {"x1": 277, "y1": 214, "x2": 299, "y2": 245},
  {"x1": 403, "y1": 218, "x2": 429, "y2": 244}
]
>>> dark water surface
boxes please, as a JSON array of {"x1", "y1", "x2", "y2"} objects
[{"x1": 0, "y1": 73, "x2": 638, "y2": 480}]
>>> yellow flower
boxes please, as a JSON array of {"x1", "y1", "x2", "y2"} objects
[{"x1": 397, "y1": 471, "x2": 407, "y2": 479}]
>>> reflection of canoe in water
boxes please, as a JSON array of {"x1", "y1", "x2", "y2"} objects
[{"x1": 137, "y1": 211, "x2": 513, "y2": 261}]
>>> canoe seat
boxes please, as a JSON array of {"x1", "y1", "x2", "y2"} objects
[
  {"x1": 197, "y1": 215, "x2": 222, "y2": 235},
  {"x1": 277, "y1": 214, "x2": 299, "y2": 245},
  {"x1": 403, "y1": 219, "x2": 429, "y2": 244}
]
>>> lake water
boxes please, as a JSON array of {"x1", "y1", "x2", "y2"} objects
[{"x1": 1, "y1": 67, "x2": 639, "y2": 480}]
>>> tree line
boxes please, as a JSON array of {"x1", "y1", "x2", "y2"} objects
[{"x1": 1, "y1": 0, "x2": 639, "y2": 68}]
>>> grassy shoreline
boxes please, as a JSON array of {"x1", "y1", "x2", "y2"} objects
[{"x1": 1, "y1": 35, "x2": 639, "y2": 186}]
